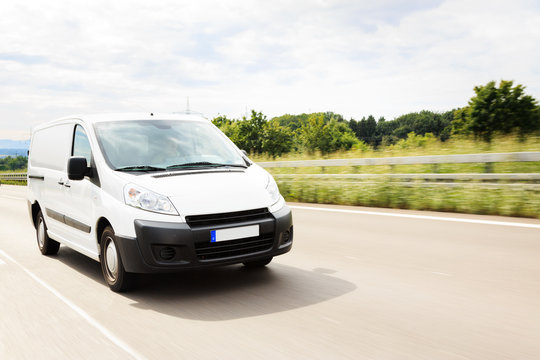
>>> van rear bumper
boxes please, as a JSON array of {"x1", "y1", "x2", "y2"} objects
[{"x1": 115, "y1": 205, "x2": 293, "y2": 273}]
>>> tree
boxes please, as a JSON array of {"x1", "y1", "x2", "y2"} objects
[
  {"x1": 236, "y1": 110, "x2": 267, "y2": 153},
  {"x1": 363, "y1": 115, "x2": 377, "y2": 144},
  {"x1": 213, "y1": 111, "x2": 293, "y2": 156},
  {"x1": 348, "y1": 115, "x2": 377, "y2": 145},
  {"x1": 298, "y1": 114, "x2": 358, "y2": 154},
  {"x1": 262, "y1": 120, "x2": 293, "y2": 157},
  {"x1": 0, "y1": 156, "x2": 27, "y2": 171},
  {"x1": 212, "y1": 115, "x2": 242, "y2": 146},
  {"x1": 390, "y1": 110, "x2": 451, "y2": 140},
  {"x1": 212, "y1": 115, "x2": 232, "y2": 128},
  {"x1": 455, "y1": 80, "x2": 540, "y2": 142},
  {"x1": 439, "y1": 110, "x2": 455, "y2": 141},
  {"x1": 272, "y1": 113, "x2": 309, "y2": 132},
  {"x1": 451, "y1": 107, "x2": 471, "y2": 136}
]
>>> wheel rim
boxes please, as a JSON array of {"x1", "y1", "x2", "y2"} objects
[
  {"x1": 37, "y1": 218, "x2": 45, "y2": 249},
  {"x1": 104, "y1": 236, "x2": 118, "y2": 282}
]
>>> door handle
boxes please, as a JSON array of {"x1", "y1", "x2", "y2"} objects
[
  {"x1": 64, "y1": 183, "x2": 71, "y2": 188},
  {"x1": 58, "y1": 180, "x2": 64, "y2": 186}
]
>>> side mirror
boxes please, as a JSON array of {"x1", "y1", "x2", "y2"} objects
[
  {"x1": 68, "y1": 156, "x2": 89, "y2": 181},
  {"x1": 240, "y1": 149, "x2": 252, "y2": 166}
]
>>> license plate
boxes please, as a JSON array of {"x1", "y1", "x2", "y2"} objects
[{"x1": 210, "y1": 225, "x2": 259, "y2": 243}]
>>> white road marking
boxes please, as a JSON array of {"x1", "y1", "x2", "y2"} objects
[
  {"x1": 0, "y1": 195, "x2": 25, "y2": 201},
  {"x1": 322, "y1": 316, "x2": 341, "y2": 324},
  {"x1": 289, "y1": 205, "x2": 540, "y2": 229},
  {"x1": 0, "y1": 249, "x2": 146, "y2": 360},
  {"x1": 431, "y1": 272, "x2": 451, "y2": 277}
]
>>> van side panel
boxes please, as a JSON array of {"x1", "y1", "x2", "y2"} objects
[
  {"x1": 30, "y1": 124, "x2": 73, "y2": 171},
  {"x1": 29, "y1": 123, "x2": 75, "y2": 243}
]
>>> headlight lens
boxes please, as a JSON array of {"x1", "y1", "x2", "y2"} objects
[
  {"x1": 124, "y1": 184, "x2": 178, "y2": 215},
  {"x1": 266, "y1": 175, "x2": 281, "y2": 205}
]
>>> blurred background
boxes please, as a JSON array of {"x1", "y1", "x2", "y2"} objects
[{"x1": 1, "y1": 0, "x2": 539, "y2": 218}]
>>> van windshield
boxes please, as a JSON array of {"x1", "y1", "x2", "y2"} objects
[{"x1": 94, "y1": 120, "x2": 246, "y2": 172}]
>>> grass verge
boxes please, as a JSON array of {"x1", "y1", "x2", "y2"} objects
[
  {"x1": 277, "y1": 179, "x2": 540, "y2": 219},
  {"x1": 0, "y1": 180, "x2": 26, "y2": 186}
]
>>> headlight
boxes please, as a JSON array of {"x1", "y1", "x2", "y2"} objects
[
  {"x1": 266, "y1": 174, "x2": 282, "y2": 205},
  {"x1": 124, "y1": 184, "x2": 178, "y2": 215}
]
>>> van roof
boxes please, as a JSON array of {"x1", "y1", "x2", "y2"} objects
[{"x1": 34, "y1": 112, "x2": 209, "y2": 130}]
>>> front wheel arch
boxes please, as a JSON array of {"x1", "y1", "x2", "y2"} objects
[
  {"x1": 31, "y1": 201, "x2": 42, "y2": 229},
  {"x1": 96, "y1": 217, "x2": 112, "y2": 249},
  {"x1": 99, "y1": 225, "x2": 135, "y2": 292}
]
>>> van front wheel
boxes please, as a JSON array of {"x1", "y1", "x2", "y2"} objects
[
  {"x1": 36, "y1": 210, "x2": 60, "y2": 255},
  {"x1": 100, "y1": 226, "x2": 135, "y2": 292}
]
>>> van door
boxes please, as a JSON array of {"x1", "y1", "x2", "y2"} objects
[
  {"x1": 62, "y1": 124, "x2": 100, "y2": 256},
  {"x1": 30, "y1": 124, "x2": 74, "y2": 240}
]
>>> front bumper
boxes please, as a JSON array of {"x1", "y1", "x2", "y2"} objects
[{"x1": 115, "y1": 205, "x2": 293, "y2": 273}]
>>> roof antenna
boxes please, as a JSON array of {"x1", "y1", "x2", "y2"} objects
[{"x1": 186, "y1": 96, "x2": 190, "y2": 114}]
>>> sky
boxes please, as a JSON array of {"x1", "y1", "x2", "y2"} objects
[{"x1": 1, "y1": 0, "x2": 539, "y2": 140}]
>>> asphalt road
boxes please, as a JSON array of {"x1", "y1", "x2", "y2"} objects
[{"x1": 1, "y1": 184, "x2": 540, "y2": 360}]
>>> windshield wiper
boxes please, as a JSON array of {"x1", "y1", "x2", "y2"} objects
[
  {"x1": 115, "y1": 165, "x2": 167, "y2": 172},
  {"x1": 166, "y1": 162, "x2": 247, "y2": 170}
]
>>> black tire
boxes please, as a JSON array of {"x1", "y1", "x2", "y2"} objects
[
  {"x1": 243, "y1": 257, "x2": 273, "y2": 268},
  {"x1": 99, "y1": 226, "x2": 135, "y2": 292},
  {"x1": 36, "y1": 210, "x2": 60, "y2": 255}
]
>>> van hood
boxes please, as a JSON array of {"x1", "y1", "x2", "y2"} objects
[{"x1": 114, "y1": 165, "x2": 272, "y2": 216}]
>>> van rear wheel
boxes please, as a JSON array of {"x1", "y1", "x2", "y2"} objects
[
  {"x1": 100, "y1": 226, "x2": 135, "y2": 292},
  {"x1": 36, "y1": 210, "x2": 60, "y2": 255}
]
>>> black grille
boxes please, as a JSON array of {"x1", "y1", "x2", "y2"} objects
[
  {"x1": 195, "y1": 235, "x2": 274, "y2": 260},
  {"x1": 186, "y1": 208, "x2": 272, "y2": 228}
]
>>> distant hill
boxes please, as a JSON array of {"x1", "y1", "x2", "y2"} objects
[
  {"x1": 0, "y1": 139, "x2": 30, "y2": 149},
  {"x1": 0, "y1": 149, "x2": 28, "y2": 157},
  {"x1": 0, "y1": 140, "x2": 30, "y2": 157}
]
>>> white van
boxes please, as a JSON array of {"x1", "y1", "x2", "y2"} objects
[{"x1": 27, "y1": 113, "x2": 293, "y2": 291}]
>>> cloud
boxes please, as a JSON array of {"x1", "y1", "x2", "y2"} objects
[{"x1": 0, "y1": 0, "x2": 539, "y2": 138}]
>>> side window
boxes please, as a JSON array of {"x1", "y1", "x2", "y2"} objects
[{"x1": 72, "y1": 125, "x2": 92, "y2": 165}]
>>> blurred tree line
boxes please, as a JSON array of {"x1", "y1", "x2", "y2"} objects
[
  {"x1": 214, "y1": 111, "x2": 359, "y2": 156},
  {"x1": 0, "y1": 156, "x2": 27, "y2": 171},
  {"x1": 2, "y1": 80, "x2": 538, "y2": 166},
  {"x1": 213, "y1": 80, "x2": 540, "y2": 156}
]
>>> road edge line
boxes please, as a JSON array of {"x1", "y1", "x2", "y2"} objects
[
  {"x1": 0, "y1": 249, "x2": 146, "y2": 360},
  {"x1": 289, "y1": 205, "x2": 540, "y2": 229}
]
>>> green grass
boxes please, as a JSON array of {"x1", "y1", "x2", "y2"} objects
[
  {"x1": 258, "y1": 135, "x2": 540, "y2": 218},
  {"x1": 0, "y1": 169, "x2": 27, "y2": 186},
  {"x1": 277, "y1": 179, "x2": 540, "y2": 219},
  {"x1": 0, "y1": 169, "x2": 27, "y2": 173},
  {"x1": 0, "y1": 180, "x2": 26, "y2": 185}
]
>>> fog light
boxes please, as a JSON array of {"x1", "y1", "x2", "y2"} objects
[
  {"x1": 282, "y1": 227, "x2": 293, "y2": 244},
  {"x1": 283, "y1": 231, "x2": 290, "y2": 243},
  {"x1": 160, "y1": 246, "x2": 176, "y2": 261}
]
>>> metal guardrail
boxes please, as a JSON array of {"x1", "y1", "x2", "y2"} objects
[
  {"x1": 262, "y1": 152, "x2": 540, "y2": 188},
  {"x1": 1, "y1": 151, "x2": 539, "y2": 184},
  {"x1": 3, "y1": 172, "x2": 538, "y2": 183},
  {"x1": 258, "y1": 152, "x2": 540, "y2": 168},
  {"x1": 0, "y1": 173, "x2": 27, "y2": 182},
  {"x1": 273, "y1": 173, "x2": 540, "y2": 181}
]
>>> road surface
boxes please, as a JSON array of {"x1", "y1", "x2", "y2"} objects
[{"x1": 1, "y1": 184, "x2": 539, "y2": 359}]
